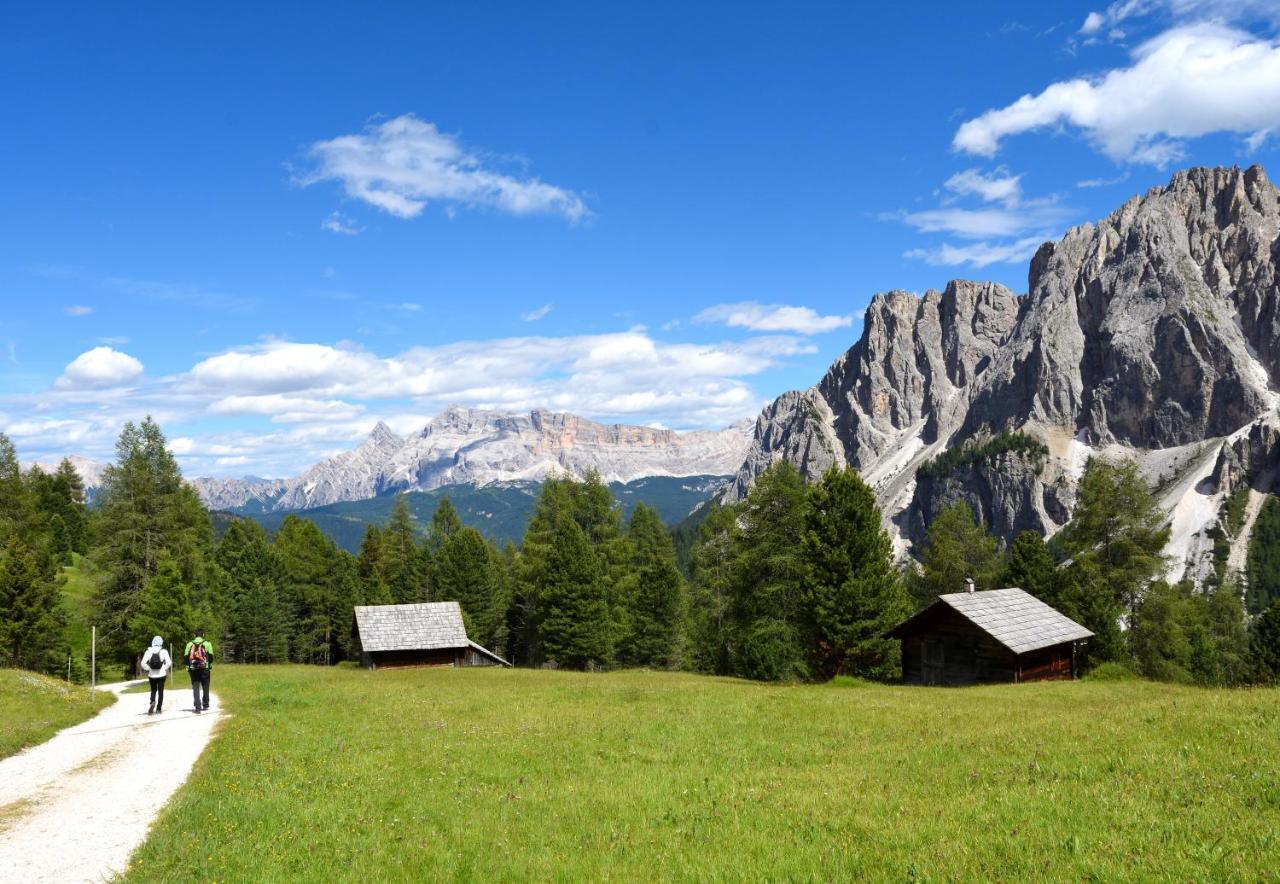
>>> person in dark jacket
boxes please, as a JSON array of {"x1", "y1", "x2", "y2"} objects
[
  {"x1": 140, "y1": 635, "x2": 172, "y2": 714},
  {"x1": 183, "y1": 628, "x2": 214, "y2": 714}
]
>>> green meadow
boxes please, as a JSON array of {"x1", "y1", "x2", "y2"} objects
[
  {"x1": 0, "y1": 669, "x2": 113, "y2": 760},
  {"x1": 125, "y1": 666, "x2": 1279, "y2": 881}
]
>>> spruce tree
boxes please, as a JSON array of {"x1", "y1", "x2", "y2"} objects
[
  {"x1": 129, "y1": 552, "x2": 194, "y2": 655},
  {"x1": 686, "y1": 503, "x2": 739, "y2": 675},
  {"x1": 0, "y1": 433, "x2": 26, "y2": 540},
  {"x1": 1004, "y1": 531, "x2": 1061, "y2": 605},
  {"x1": 616, "y1": 504, "x2": 684, "y2": 668},
  {"x1": 725, "y1": 461, "x2": 810, "y2": 681},
  {"x1": 381, "y1": 496, "x2": 424, "y2": 603},
  {"x1": 909, "y1": 502, "x2": 1005, "y2": 605},
  {"x1": 0, "y1": 537, "x2": 67, "y2": 672},
  {"x1": 433, "y1": 526, "x2": 510, "y2": 652},
  {"x1": 536, "y1": 517, "x2": 611, "y2": 669},
  {"x1": 356, "y1": 524, "x2": 392, "y2": 605},
  {"x1": 1250, "y1": 597, "x2": 1280, "y2": 682},
  {"x1": 274, "y1": 516, "x2": 341, "y2": 663},
  {"x1": 236, "y1": 577, "x2": 290, "y2": 663},
  {"x1": 800, "y1": 467, "x2": 909, "y2": 680}
]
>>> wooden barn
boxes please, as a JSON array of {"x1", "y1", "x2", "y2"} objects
[
  {"x1": 887, "y1": 586, "x2": 1093, "y2": 686},
  {"x1": 354, "y1": 601, "x2": 510, "y2": 670}
]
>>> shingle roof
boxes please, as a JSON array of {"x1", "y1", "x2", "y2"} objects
[
  {"x1": 354, "y1": 602, "x2": 470, "y2": 653},
  {"x1": 935, "y1": 588, "x2": 1094, "y2": 654}
]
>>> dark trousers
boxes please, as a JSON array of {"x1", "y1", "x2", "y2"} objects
[
  {"x1": 148, "y1": 676, "x2": 166, "y2": 710},
  {"x1": 189, "y1": 668, "x2": 211, "y2": 710}
]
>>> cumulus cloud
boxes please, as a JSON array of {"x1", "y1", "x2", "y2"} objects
[
  {"x1": 694, "y1": 302, "x2": 854, "y2": 335},
  {"x1": 54, "y1": 347, "x2": 143, "y2": 389},
  {"x1": 62, "y1": 305, "x2": 93, "y2": 316},
  {"x1": 955, "y1": 24, "x2": 1280, "y2": 166},
  {"x1": 208, "y1": 394, "x2": 366, "y2": 423},
  {"x1": 300, "y1": 114, "x2": 588, "y2": 222},
  {"x1": 521, "y1": 304, "x2": 553, "y2": 322}
]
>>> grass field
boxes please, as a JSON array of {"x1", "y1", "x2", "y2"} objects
[
  {"x1": 0, "y1": 669, "x2": 114, "y2": 760},
  {"x1": 125, "y1": 666, "x2": 1280, "y2": 881},
  {"x1": 59, "y1": 555, "x2": 97, "y2": 678}
]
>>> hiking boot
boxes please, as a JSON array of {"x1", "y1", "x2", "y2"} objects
[{"x1": 147, "y1": 704, "x2": 154, "y2": 715}]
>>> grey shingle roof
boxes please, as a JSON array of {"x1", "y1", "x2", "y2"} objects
[
  {"x1": 354, "y1": 602, "x2": 470, "y2": 653},
  {"x1": 937, "y1": 588, "x2": 1094, "y2": 654}
]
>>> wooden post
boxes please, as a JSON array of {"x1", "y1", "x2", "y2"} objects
[
  {"x1": 67, "y1": 654, "x2": 71, "y2": 683},
  {"x1": 90, "y1": 625, "x2": 96, "y2": 692},
  {"x1": 169, "y1": 643, "x2": 174, "y2": 688}
]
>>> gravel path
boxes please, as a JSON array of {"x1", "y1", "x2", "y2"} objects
[{"x1": 0, "y1": 678, "x2": 222, "y2": 883}]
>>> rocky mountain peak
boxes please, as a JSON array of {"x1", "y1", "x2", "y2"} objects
[{"x1": 729, "y1": 165, "x2": 1280, "y2": 583}]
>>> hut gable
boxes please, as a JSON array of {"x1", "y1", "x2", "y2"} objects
[{"x1": 355, "y1": 602, "x2": 510, "y2": 668}]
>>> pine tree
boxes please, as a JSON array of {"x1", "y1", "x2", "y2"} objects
[
  {"x1": 616, "y1": 504, "x2": 684, "y2": 668},
  {"x1": 433, "y1": 526, "x2": 511, "y2": 652},
  {"x1": 381, "y1": 496, "x2": 424, "y2": 603},
  {"x1": 274, "y1": 516, "x2": 340, "y2": 663},
  {"x1": 49, "y1": 514, "x2": 72, "y2": 564},
  {"x1": 909, "y1": 502, "x2": 1005, "y2": 606},
  {"x1": 425, "y1": 498, "x2": 463, "y2": 555},
  {"x1": 54, "y1": 459, "x2": 88, "y2": 554},
  {"x1": 536, "y1": 517, "x2": 611, "y2": 669},
  {"x1": 1004, "y1": 531, "x2": 1061, "y2": 604},
  {"x1": 686, "y1": 503, "x2": 739, "y2": 675},
  {"x1": 129, "y1": 552, "x2": 194, "y2": 655},
  {"x1": 215, "y1": 519, "x2": 287, "y2": 662},
  {"x1": 1057, "y1": 456, "x2": 1169, "y2": 628},
  {"x1": 725, "y1": 461, "x2": 810, "y2": 682},
  {"x1": 235, "y1": 577, "x2": 289, "y2": 663},
  {"x1": 92, "y1": 418, "x2": 213, "y2": 668},
  {"x1": 0, "y1": 537, "x2": 67, "y2": 672},
  {"x1": 0, "y1": 433, "x2": 26, "y2": 540},
  {"x1": 800, "y1": 467, "x2": 910, "y2": 680},
  {"x1": 1250, "y1": 597, "x2": 1280, "y2": 682},
  {"x1": 356, "y1": 524, "x2": 392, "y2": 605}
]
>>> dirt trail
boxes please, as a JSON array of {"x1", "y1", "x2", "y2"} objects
[{"x1": 0, "y1": 679, "x2": 221, "y2": 883}]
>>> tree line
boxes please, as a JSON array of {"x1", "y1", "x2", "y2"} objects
[{"x1": 1, "y1": 417, "x2": 1278, "y2": 686}]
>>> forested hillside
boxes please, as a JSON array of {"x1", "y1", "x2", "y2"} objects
[{"x1": 2, "y1": 417, "x2": 1279, "y2": 686}]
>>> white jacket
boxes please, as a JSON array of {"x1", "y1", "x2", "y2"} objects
[{"x1": 141, "y1": 647, "x2": 172, "y2": 678}]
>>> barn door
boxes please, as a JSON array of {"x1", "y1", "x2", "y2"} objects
[{"x1": 923, "y1": 639, "x2": 944, "y2": 685}]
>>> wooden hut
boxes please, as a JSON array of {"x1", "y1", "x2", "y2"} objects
[
  {"x1": 886, "y1": 587, "x2": 1092, "y2": 685},
  {"x1": 355, "y1": 601, "x2": 510, "y2": 670}
]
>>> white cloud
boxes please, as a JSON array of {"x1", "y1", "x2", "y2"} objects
[
  {"x1": 904, "y1": 236, "x2": 1048, "y2": 268},
  {"x1": 321, "y1": 211, "x2": 363, "y2": 235},
  {"x1": 397, "y1": 302, "x2": 422, "y2": 312},
  {"x1": 1079, "y1": 0, "x2": 1280, "y2": 35},
  {"x1": 1076, "y1": 173, "x2": 1131, "y2": 187},
  {"x1": 694, "y1": 302, "x2": 854, "y2": 335},
  {"x1": 208, "y1": 394, "x2": 365, "y2": 423},
  {"x1": 54, "y1": 347, "x2": 143, "y2": 389},
  {"x1": 300, "y1": 114, "x2": 588, "y2": 222},
  {"x1": 943, "y1": 168, "x2": 1023, "y2": 206},
  {"x1": 62, "y1": 305, "x2": 93, "y2": 317},
  {"x1": 522, "y1": 304, "x2": 553, "y2": 322},
  {"x1": 955, "y1": 24, "x2": 1280, "y2": 166}
]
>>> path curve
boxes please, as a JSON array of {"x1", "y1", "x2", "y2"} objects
[{"x1": 0, "y1": 679, "x2": 222, "y2": 883}]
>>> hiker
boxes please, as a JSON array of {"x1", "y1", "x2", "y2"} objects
[
  {"x1": 184, "y1": 628, "x2": 214, "y2": 714},
  {"x1": 140, "y1": 635, "x2": 172, "y2": 715}
]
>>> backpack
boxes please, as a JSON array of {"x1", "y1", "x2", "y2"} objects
[
  {"x1": 189, "y1": 641, "x2": 209, "y2": 670},
  {"x1": 146, "y1": 651, "x2": 164, "y2": 671}
]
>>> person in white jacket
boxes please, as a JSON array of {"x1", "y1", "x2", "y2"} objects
[{"x1": 140, "y1": 636, "x2": 172, "y2": 715}]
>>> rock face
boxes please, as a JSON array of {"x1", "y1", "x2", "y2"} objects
[
  {"x1": 730, "y1": 166, "x2": 1280, "y2": 581},
  {"x1": 191, "y1": 407, "x2": 754, "y2": 512}
]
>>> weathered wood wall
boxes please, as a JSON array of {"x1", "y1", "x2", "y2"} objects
[{"x1": 896, "y1": 605, "x2": 1076, "y2": 685}]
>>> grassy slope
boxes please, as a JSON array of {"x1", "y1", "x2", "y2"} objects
[
  {"x1": 0, "y1": 669, "x2": 113, "y2": 759},
  {"x1": 127, "y1": 667, "x2": 1278, "y2": 881},
  {"x1": 60, "y1": 554, "x2": 96, "y2": 670}
]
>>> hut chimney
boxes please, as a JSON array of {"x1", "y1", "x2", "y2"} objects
[{"x1": 964, "y1": 577, "x2": 975, "y2": 593}]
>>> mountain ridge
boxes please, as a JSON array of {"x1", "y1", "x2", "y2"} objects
[{"x1": 728, "y1": 164, "x2": 1280, "y2": 586}]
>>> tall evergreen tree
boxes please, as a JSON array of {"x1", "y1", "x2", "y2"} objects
[
  {"x1": 0, "y1": 537, "x2": 67, "y2": 672},
  {"x1": 381, "y1": 496, "x2": 424, "y2": 603},
  {"x1": 275, "y1": 516, "x2": 341, "y2": 663},
  {"x1": 0, "y1": 433, "x2": 26, "y2": 540},
  {"x1": 92, "y1": 418, "x2": 213, "y2": 668},
  {"x1": 725, "y1": 461, "x2": 810, "y2": 682},
  {"x1": 1250, "y1": 597, "x2": 1280, "y2": 682},
  {"x1": 800, "y1": 467, "x2": 909, "y2": 680},
  {"x1": 129, "y1": 551, "x2": 194, "y2": 655},
  {"x1": 616, "y1": 503, "x2": 684, "y2": 668},
  {"x1": 536, "y1": 517, "x2": 611, "y2": 669},
  {"x1": 433, "y1": 526, "x2": 511, "y2": 653},
  {"x1": 686, "y1": 503, "x2": 739, "y2": 675},
  {"x1": 356, "y1": 524, "x2": 392, "y2": 605},
  {"x1": 1057, "y1": 456, "x2": 1169, "y2": 629},
  {"x1": 909, "y1": 502, "x2": 1005, "y2": 606}
]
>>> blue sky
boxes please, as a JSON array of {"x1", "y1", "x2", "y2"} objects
[{"x1": 3, "y1": 0, "x2": 1280, "y2": 477}]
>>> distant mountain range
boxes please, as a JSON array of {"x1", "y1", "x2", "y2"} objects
[{"x1": 39, "y1": 408, "x2": 753, "y2": 541}]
